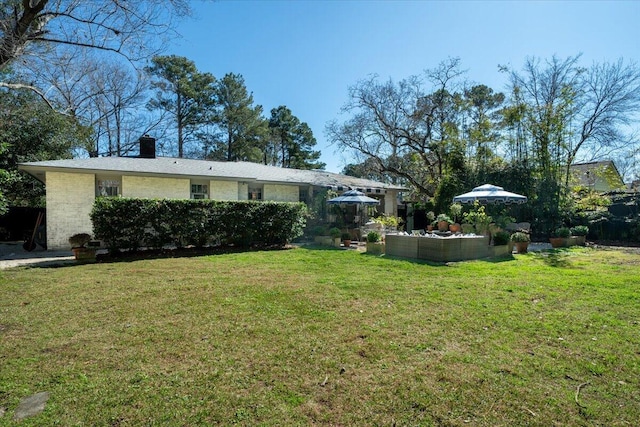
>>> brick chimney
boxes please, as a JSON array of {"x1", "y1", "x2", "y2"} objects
[{"x1": 139, "y1": 135, "x2": 156, "y2": 158}]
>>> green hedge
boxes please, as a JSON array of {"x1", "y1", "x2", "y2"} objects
[{"x1": 91, "y1": 198, "x2": 307, "y2": 252}]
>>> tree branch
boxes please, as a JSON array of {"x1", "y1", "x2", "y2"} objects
[{"x1": 0, "y1": 81, "x2": 66, "y2": 112}]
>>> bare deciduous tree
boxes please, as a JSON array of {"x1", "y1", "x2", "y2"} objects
[
  {"x1": 0, "y1": 0, "x2": 189, "y2": 67},
  {"x1": 0, "y1": 0, "x2": 190, "y2": 104},
  {"x1": 326, "y1": 58, "x2": 466, "y2": 197}
]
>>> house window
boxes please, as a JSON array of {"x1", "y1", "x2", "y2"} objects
[
  {"x1": 248, "y1": 185, "x2": 262, "y2": 200},
  {"x1": 191, "y1": 183, "x2": 209, "y2": 199},
  {"x1": 299, "y1": 188, "x2": 308, "y2": 204},
  {"x1": 97, "y1": 178, "x2": 120, "y2": 197}
]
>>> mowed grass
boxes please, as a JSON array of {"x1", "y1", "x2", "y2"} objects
[{"x1": 1, "y1": 247, "x2": 640, "y2": 426}]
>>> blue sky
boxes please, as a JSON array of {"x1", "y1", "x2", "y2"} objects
[{"x1": 170, "y1": 0, "x2": 640, "y2": 173}]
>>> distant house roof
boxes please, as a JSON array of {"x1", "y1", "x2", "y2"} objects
[
  {"x1": 19, "y1": 156, "x2": 406, "y2": 192},
  {"x1": 570, "y1": 160, "x2": 625, "y2": 191}
]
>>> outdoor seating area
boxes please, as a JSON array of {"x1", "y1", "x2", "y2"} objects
[{"x1": 381, "y1": 183, "x2": 530, "y2": 261}]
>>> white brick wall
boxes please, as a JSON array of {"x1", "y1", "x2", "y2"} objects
[
  {"x1": 209, "y1": 180, "x2": 239, "y2": 200},
  {"x1": 122, "y1": 176, "x2": 189, "y2": 199},
  {"x1": 263, "y1": 184, "x2": 299, "y2": 202},
  {"x1": 46, "y1": 171, "x2": 95, "y2": 250}
]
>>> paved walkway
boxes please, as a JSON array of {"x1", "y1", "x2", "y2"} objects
[{"x1": 0, "y1": 242, "x2": 75, "y2": 269}]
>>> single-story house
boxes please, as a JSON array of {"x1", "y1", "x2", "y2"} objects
[
  {"x1": 570, "y1": 161, "x2": 625, "y2": 193},
  {"x1": 19, "y1": 138, "x2": 404, "y2": 250}
]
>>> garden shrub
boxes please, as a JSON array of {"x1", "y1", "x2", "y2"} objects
[{"x1": 91, "y1": 198, "x2": 307, "y2": 252}]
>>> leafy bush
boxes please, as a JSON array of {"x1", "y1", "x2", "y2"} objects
[
  {"x1": 329, "y1": 227, "x2": 342, "y2": 238},
  {"x1": 341, "y1": 232, "x2": 351, "y2": 241},
  {"x1": 449, "y1": 203, "x2": 463, "y2": 222},
  {"x1": 510, "y1": 231, "x2": 530, "y2": 242},
  {"x1": 366, "y1": 231, "x2": 382, "y2": 243},
  {"x1": 462, "y1": 203, "x2": 492, "y2": 234},
  {"x1": 68, "y1": 233, "x2": 91, "y2": 248},
  {"x1": 372, "y1": 214, "x2": 404, "y2": 228},
  {"x1": 436, "y1": 213, "x2": 452, "y2": 224},
  {"x1": 91, "y1": 198, "x2": 307, "y2": 252},
  {"x1": 492, "y1": 231, "x2": 511, "y2": 246},
  {"x1": 570, "y1": 225, "x2": 589, "y2": 236},
  {"x1": 553, "y1": 227, "x2": 571, "y2": 238},
  {"x1": 311, "y1": 225, "x2": 327, "y2": 236}
]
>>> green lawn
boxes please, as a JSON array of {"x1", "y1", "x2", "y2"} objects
[{"x1": 1, "y1": 247, "x2": 639, "y2": 426}]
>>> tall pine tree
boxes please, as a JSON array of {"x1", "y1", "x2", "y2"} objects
[
  {"x1": 145, "y1": 55, "x2": 216, "y2": 158},
  {"x1": 211, "y1": 73, "x2": 267, "y2": 162},
  {"x1": 268, "y1": 105, "x2": 324, "y2": 170}
]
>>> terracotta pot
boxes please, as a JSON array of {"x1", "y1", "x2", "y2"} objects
[
  {"x1": 549, "y1": 237, "x2": 568, "y2": 248},
  {"x1": 427, "y1": 225, "x2": 434, "y2": 231},
  {"x1": 343, "y1": 240, "x2": 352, "y2": 247},
  {"x1": 72, "y1": 247, "x2": 96, "y2": 261},
  {"x1": 437, "y1": 220, "x2": 449, "y2": 232},
  {"x1": 449, "y1": 223, "x2": 461, "y2": 233},
  {"x1": 514, "y1": 241, "x2": 529, "y2": 253}
]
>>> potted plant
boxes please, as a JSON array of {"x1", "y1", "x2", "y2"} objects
[
  {"x1": 426, "y1": 211, "x2": 435, "y2": 231},
  {"x1": 436, "y1": 213, "x2": 452, "y2": 232},
  {"x1": 570, "y1": 225, "x2": 589, "y2": 246},
  {"x1": 329, "y1": 227, "x2": 342, "y2": 247},
  {"x1": 449, "y1": 203, "x2": 463, "y2": 232},
  {"x1": 492, "y1": 230, "x2": 511, "y2": 246},
  {"x1": 69, "y1": 233, "x2": 96, "y2": 261},
  {"x1": 312, "y1": 226, "x2": 332, "y2": 246},
  {"x1": 366, "y1": 231, "x2": 384, "y2": 255},
  {"x1": 341, "y1": 232, "x2": 352, "y2": 248},
  {"x1": 550, "y1": 226, "x2": 571, "y2": 248},
  {"x1": 510, "y1": 231, "x2": 530, "y2": 253},
  {"x1": 489, "y1": 230, "x2": 512, "y2": 257}
]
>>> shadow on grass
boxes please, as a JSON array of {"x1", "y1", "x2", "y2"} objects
[
  {"x1": 35, "y1": 244, "x2": 297, "y2": 269},
  {"x1": 360, "y1": 251, "x2": 516, "y2": 266},
  {"x1": 533, "y1": 248, "x2": 572, "y2": 267}
]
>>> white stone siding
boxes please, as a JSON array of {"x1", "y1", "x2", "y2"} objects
[
  {"x1": 209, "y1": 180, "x2": 239, "y2": 200},
  {"x1": 263, "y1": 184, "x2": 299, "y2": 202},
  {"x1": 46, "y1": 171, "x2": 95, "y2": 250},
  {"x1": 122, "y1": 176, "x2": 189, "y2": 199}
]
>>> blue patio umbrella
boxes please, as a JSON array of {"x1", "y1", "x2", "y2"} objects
[
  {"x1": 453, "y1": 184, "x2": 527, "y2": 205},
  {"x1": 327, "y1": 190, "x2": 380, "y2": 226},
  {"x1": 327, "y1": 190, "x2": 381, "y2": 206}
]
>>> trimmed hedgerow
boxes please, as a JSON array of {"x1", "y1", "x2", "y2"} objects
[{"x1": 91, "y1": 198, "x2": 307, "y2": 252}]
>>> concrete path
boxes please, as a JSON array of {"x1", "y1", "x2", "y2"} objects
[{"x1": 0, "y1": 242, "x2": 75, "y2": 269}]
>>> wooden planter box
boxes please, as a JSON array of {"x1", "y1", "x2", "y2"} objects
[
  {"x1": 488, "y1": 244, "x2": 510, "y2": 257},
  {"x1": 568, "y1": 236, "x2": 586, "y2": 246},
  {"x1": 571, "y1": 236, "x2": 587, "y2": 246},
  {"x1": 366, "y1": 242, "x2": 385, "y2": 255},
  {"x1": 314, "y1": 236, "x2": 333, "y2": 246}
]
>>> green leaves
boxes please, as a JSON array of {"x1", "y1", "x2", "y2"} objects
[
  {"x1": 145, "y1": 55, "x2": 217, "y2": 158},
  {"x1": 91, "y1": 198, "x2": 308, "y2": 252}
]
